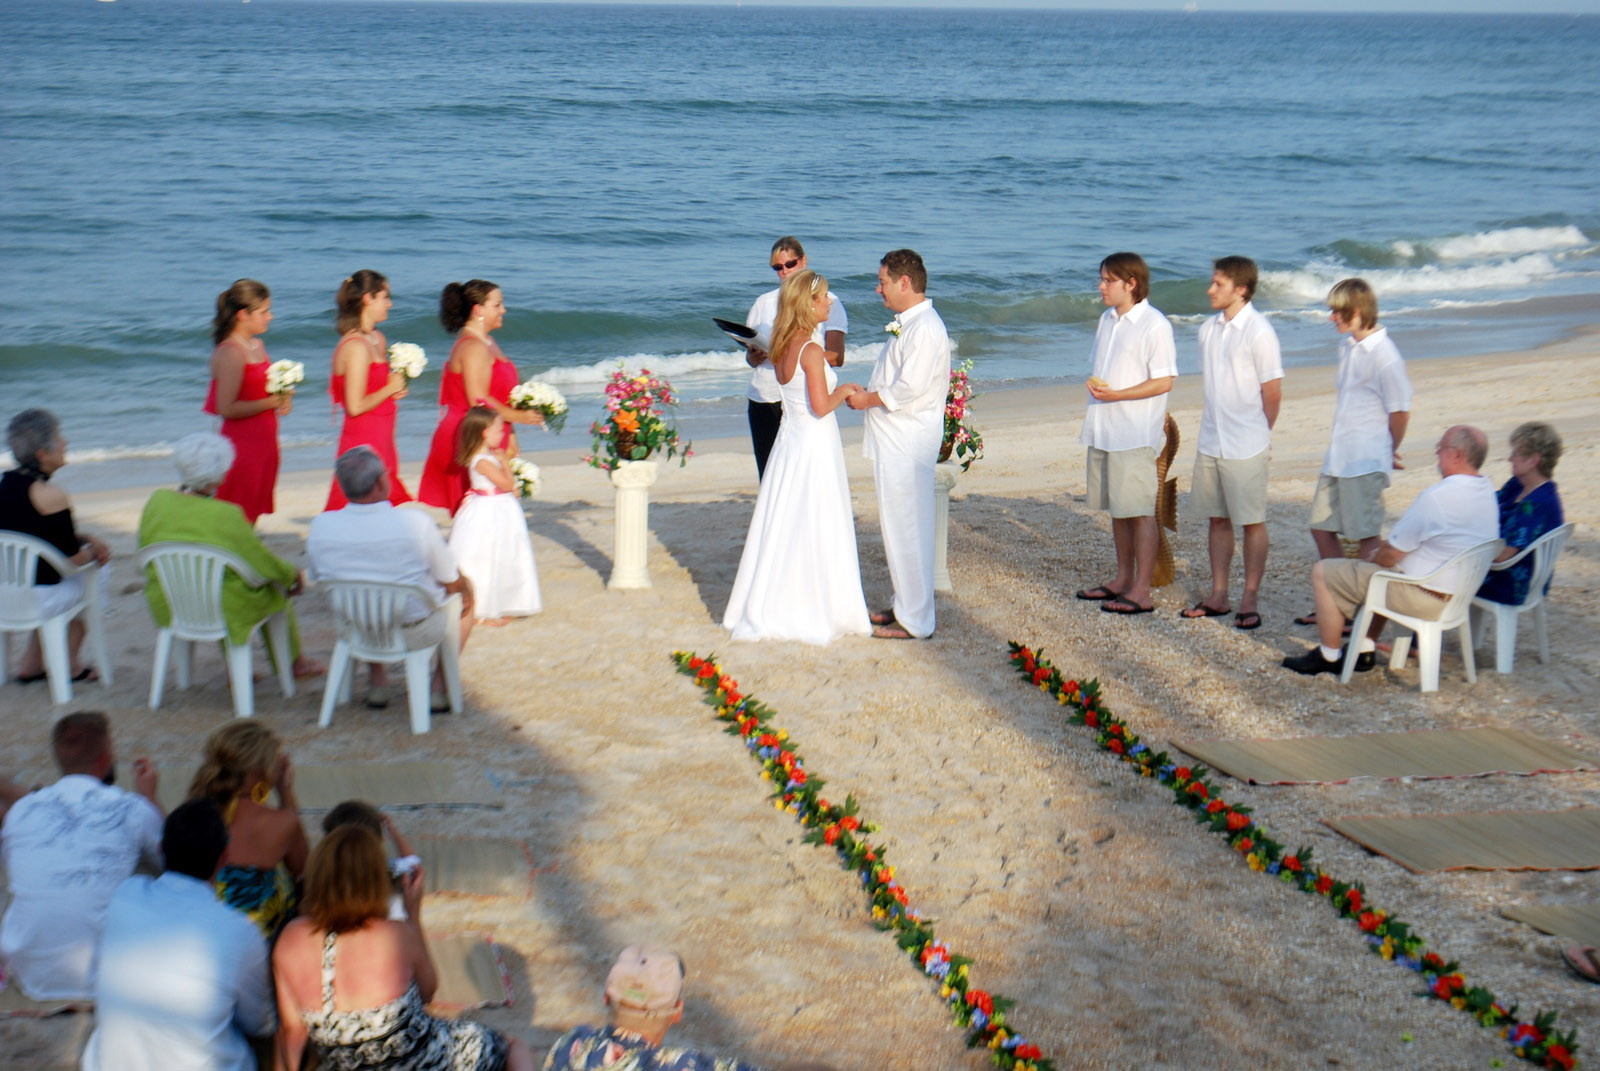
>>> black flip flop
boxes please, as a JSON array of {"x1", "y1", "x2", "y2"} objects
[
  {"x1": 872, "y1": 622, "x2": 917, "y2": 640},
  {"x1": 868, "y1": 608, "x2": 896, "y2": 626},
  {"x1": 1102, "y1": 597, "x2": 1154, "y2": 615},
  {"x1": 1234, "y1": 611, "x2": 1262, "y2": 631},
  {"x1": 1075, "y1": 586, "x2": 1123, "y2": 601},
  {"x1": 1180, "y1": 602, "x2": 1230, "y2": 619}
]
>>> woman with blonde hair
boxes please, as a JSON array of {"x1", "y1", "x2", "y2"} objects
[
  {"x1": 204, "y1": 279, "x2": 291, "y2": 524},
  {"x1": 325, "y1": 270, "x2": 413, "y2": 510},
  {"x1": 188, "y1": 721, "x2": 308, "y2": 939},
  {"x1": 272, "y1": 826, "x2": 533, "y2": 1071},
  {"x1": 722, "y1": 270, "x2": 870, "y2": 643}
]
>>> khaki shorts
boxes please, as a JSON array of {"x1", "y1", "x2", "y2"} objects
[
  {"x1": 1086, "y1": 446, "x2": 1157, "y2": 519},
  {"x1": 1320, "y1": 559, "x2": 1449, "y2": 622},
  {"x1": 1191, "y1": 450, "x2": 1269, "y2": 526},
  {"x1": 1309, "y1": 472, "x2": 1388, "y2": 540}
]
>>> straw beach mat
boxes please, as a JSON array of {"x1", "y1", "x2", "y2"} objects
[
  {"x1": 426, "y1": 934, "x2": 514, "y2": 1012},
  {"x1": 1325, "y1": 808, "x2": 1600, "y2": 873},
  {"x1": 414, "y1": 836, "x2": 536, "y2": 899},
  {"x1": 1171, "y1": 727, "x2": 1598, "y2": 786},
  {"x1": 1502, "y1": 904, "x2": 1600, "y2": 949},
  {"x1": 1152, "y1": 414, "x2": 1180, "y2": 588},
  {"x1": 143, "y1": 761, "x2": 503, "y2": 814}
]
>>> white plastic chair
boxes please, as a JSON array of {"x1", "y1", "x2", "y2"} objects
[
  {"x1": 1470, "y1": 522, "x2": 1574, "y2": 674},
  {"x1": 0, "y1": 531, "x2": 112, "y2": 705},
  {"x1": 135, "y1": 542, "x2": 294, "y2": 718},
  {"x1": 319, "y1": 580, "x2": 462, "y2": 735},
  {"x1": 1341, "y1": 538, "x2": 1503, "y2": 692}
]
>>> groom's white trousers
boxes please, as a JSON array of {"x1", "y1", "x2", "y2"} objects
[{"x1": 872, "y1": 440, "x2": 938, "y2": 638}]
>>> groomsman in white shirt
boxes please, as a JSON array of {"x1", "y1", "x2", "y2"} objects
[
  {"x1": 1297, "y1": 277, "x2": 1412, "y2": 627},
  {"x1": 1076, "y1": 252, "x2": 1177, "y2": 616},
  {"x1": 1180, "y1": 256, "x2": 1283, "y2": 631},
  {"x1": 847, "y1": 249, "x2": 951, "y2": 639}
]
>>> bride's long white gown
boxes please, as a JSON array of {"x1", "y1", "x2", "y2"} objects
[{"x1": 722, "y1": 360, "x2": 871, "y2": 644}]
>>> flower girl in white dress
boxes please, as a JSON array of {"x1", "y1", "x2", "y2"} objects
[
  {"x1": 722, "y1": 270, "x2": 871, "y2": 643},
  {"x1": 447, "y1": 407, "x2": 541, "y2": 625}
]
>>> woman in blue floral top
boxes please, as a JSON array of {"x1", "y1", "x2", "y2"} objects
[{"x1": 1477, "y1": 421, "x2": 1563, "y2": 605}]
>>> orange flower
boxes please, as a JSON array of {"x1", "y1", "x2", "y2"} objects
[{"x1": 614, "y1": 410, "x2": 640, "y2": 432}]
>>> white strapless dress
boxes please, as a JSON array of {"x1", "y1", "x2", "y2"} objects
[{"x1": 722, "y1": 362, "x2": 870, "y2": 644}]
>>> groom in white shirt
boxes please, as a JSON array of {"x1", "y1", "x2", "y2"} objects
[{"x1": 847, "y1": 249, "x2": 952, "y2": 639}]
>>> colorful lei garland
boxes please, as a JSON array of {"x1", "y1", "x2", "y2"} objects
[
  {"x1": 1007, "y1": 641, "x2": 1581, "y2": 1070},
  {"x1": 672, "y1": 651, "x2": 1053, "y2": 1071}
]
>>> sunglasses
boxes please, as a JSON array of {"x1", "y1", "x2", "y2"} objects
[{"x1": 771, "y1": 258, "x2": 800, "y2": 272}]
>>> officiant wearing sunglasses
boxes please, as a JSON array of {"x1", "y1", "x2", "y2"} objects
[{"x1": 740, "y1": 236, "x2": 849, "y2": 480}]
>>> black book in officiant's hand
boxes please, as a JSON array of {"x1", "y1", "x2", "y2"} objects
[{"x1": 712, "y1": 317, "x2": 766, "y2": 351}]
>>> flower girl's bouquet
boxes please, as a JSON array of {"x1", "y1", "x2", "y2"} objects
[
  {"x1": 509, "y1": 457, "x2": 541, "y2": 499},
  {"x1": 265, "y1": 360, "x2": 305, "y2": 395},
  {"x1": 387, "y1": 342, "x2": 427, "y2": 380},
  {"x1": 509, "y1": 378, "x2": 569, "y2": 434}
]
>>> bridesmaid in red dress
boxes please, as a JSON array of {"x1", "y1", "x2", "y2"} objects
[
  {"x1": 204, "y1": 279, "x2": 291, "y2": 525},
  {"x1": 324, "y1": 270, "x2": 412, "y2": 511},
  {"x1": 418, "y1": 279, "x2": 543, "y2": 514}
]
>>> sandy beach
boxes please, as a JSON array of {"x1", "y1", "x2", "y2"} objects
[{"x1": 3, "y1": 327, "x2": 1597, "y2": 1071}]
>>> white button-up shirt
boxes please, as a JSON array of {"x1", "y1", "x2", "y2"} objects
[
  {"x1": 307, "y1": 501, "x2": 459, "y2": 622},
  {"x1": 1388, "y1": 473, "x2": 1499, "y2": 591},
  {"x1": 1321, "y1": 327, "x2": 1413, "y2": 479},
  {"x1": 745, "y1": 290, "x2": 848, "y2": 403},
  {"x1": 1196, "y1": 302, "x2": 1283, "y2": 460},
  {"x1": 1080, "y1": 299, "x2": 1179, "y2": 453},
  {"x1": 83, "y1": 872, "x2": 276, "y2": 1071},
  {"x1": 0, "y1": 774, "x2": 162, "y2": 1000}
]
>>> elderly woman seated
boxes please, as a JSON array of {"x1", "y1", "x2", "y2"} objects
[
  {"x1": 1, "y1": 408, "x2": 111, "y2": 684},
  {"x1": 1478, "y1": 421, "x2": 1564, "y2": 605},
  {"x1": 137, "y1": 431, "x2": 321, "y2": 679}
]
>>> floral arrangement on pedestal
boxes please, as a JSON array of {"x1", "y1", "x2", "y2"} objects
[
  {"x1": 941, "y1": 359, "x2": 984, "y2": 471},
  {"x1": 672, "y1": 651, "x2": 1053, "y2": 1071},
  {"x1": 585, "y1": 369, "x2": 692, "y2": 472},
  {"x1": 509, "y1": 377, "x2": 569, "y2": 433},
  {"x1": 1005, "y1": 641, "x2": 1581, "y2": 1071}
]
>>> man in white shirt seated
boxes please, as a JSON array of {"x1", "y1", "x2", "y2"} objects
[
  {"x1": 84, "y1": 799, "x2": 276, "y2": 1071},
  {"x1": 308, "y1": 446, "x2": 475, "y2": 710},
  {"x1": 0, "y1": 711, "x2": 162, "y2": 1001},
  {"x1": 1284, "y1": 425, "x2": 1498, "y2": 675}
]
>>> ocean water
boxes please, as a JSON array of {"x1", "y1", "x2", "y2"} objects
[{"x1": 2, "y1": 1, "x2": 1598, "y2": 479}]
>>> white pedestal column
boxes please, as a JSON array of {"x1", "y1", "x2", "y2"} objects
[
  {"x1": 933, "y1": 461, "x2": 959, "y2": 594},
  {"x1": 608, "y1": 460, "x2": 659, "y2": 590}
]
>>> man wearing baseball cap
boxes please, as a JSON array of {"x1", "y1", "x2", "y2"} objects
[{"x1": 543, "y1": 944, "x2": 831, "y2": 1070}]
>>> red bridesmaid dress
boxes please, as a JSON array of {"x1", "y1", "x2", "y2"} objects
[
  {"x1": 418, "y1": 336, "x2": 518, "y2": 515},
  {"x1": 324, "y1": 334, "x2": 413, "y2": 511},
  {"x1": 204, "y1": 340, "x2": 278, "y2": 524}
]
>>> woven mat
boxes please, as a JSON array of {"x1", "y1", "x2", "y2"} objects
[
  {"x1": 1325, "y1": 808, "x2": 1600, "y2": 873},
  {"x1": 1171, "y1": 727, "x2": 1596, "y2": 785},
  {"x1": 414, "y1": 837, "x2": 534, "y2": 899},
  {"x1": 1502, "y1": 904, "x2": 1600, "y2": 949},
  {"x1": 427, "y1": 934, "x2": 513, "y2": 1011},
  {"x1": 138, "y1": 761, "x2": 502, "y2": 813}
]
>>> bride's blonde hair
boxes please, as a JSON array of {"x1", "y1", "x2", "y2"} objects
[{"x1": 768, "y1": 270, "x2": 828, "y2": 372}]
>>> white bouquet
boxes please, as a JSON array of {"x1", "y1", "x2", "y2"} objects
[
  {"x1": 387, "y1": 342, "x2": 427, "y2": 380},
  {"x1": 508, "y1": 377, "x2": 569, "y2": 434},
  {"x1": 509, "y1": 456, "x2": 541, "y2": 499},
  {"x1": 265, "y1": 359, "x2": 305, "y2": 394}
]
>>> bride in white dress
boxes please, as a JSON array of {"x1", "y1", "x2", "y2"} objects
[{"x1": 723, "y1": 270, "x2": 872, "y2": 644}]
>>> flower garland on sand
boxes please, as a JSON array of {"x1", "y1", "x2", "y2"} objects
[
  {"x1": 586, "y1": 369, "x2": 692, "y2": 472},
  {"x1": 943, "y1": 358, "x2": 984, "y2": 472},
  {"x1": 672, "y1": 651, "x2": 1053, "y2": 1071},
  {"x1": 1005, "y1": 641, "x2": 1580, "y2": 1071}
]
